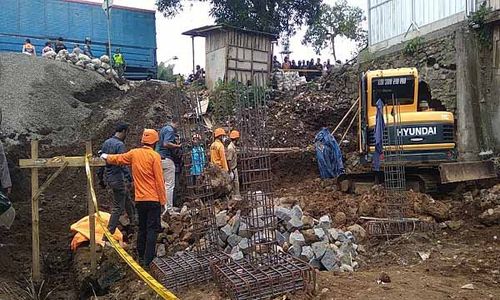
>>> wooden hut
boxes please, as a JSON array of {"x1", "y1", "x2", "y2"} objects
[{"x1": 183, "y1": 24, "x2": 277, "y2": 90}]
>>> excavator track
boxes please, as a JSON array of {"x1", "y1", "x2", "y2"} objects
[{"x1": 338, "y1": 169, "x2": 440, "y2": 194}]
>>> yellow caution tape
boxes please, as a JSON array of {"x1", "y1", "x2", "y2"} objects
[{"x1": 84, "y1": 155, "x2": 178, "y2": 300}]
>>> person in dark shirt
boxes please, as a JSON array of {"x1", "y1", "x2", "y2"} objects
[
  {"x1": 315, "y1": 58, "x2": 323, "y2": 71},
  {"x1": 54, "y1": 37, "x2": 67, "y2": 54},
  {"x1": 99, "y1": 123, "x2": 136, "y2": 237},
  {"x1": 291, "y1": 60, "x2": 297, "y2": 69},
  {"x1": 157, "y1": 117, "x2": 181, "y2": 213},
  {"x1": 83, "y1": 37, "x2": 93, "y2": 58},
  {"x1": 272, "y1": 55, "x2": 281, "y2": 70},
  {"x1": 308, "y1": 58, "x2": 315, "y2": 69}
]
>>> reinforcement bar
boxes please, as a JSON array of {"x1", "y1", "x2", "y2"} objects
[{"x1": 84, "y1": 155, "x2": 178, "y2": 300}]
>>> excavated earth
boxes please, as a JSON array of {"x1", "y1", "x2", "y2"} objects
[
  {"x1": 0, "y1": 54, "x2": 179, "y2": 299},
  {"x1": 0, "y1": 55, "x2": 499, "y2": 300}
]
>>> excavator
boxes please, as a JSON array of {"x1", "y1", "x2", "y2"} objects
[{"x1": 338, "y1": 67, "x2": 496, "y2": 193}]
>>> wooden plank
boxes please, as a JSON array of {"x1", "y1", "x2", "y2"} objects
[
  {"x1": 31, "y1": 140, "x2": 40, "y2": 282},
  {"x1": 19, "y1": 156, "x2": 105, "y2": 169},
  {"x1": 31, "y1": 162, "x2": 68, "y2": 203},
  {"x1": 86, "y1": 142, "x2": 97, "y2": 274}
]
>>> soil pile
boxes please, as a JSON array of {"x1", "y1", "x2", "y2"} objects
[
  {"x1": 267, "y1": 62, "x2": 359, "y2": 149},
  {"x1": 0, "y1": 53, "x2": 118, "y2": 147},
  {"x1": 0, "y1": 77, "x2": 179, "y2": 298}
]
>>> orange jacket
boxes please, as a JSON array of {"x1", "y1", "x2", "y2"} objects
[
  {"x1": 106, "y1": 146, "x2": 166, "y2": 205},
  {"x1": 210, "y1": 139, "x2": 228, "y2": 171}
]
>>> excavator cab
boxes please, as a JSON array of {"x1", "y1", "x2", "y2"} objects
[{"x1": 358, "y1": 68, "x2": 456, "y2": 166}]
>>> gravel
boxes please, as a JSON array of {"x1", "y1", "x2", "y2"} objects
[{"x1": 0, "y1": 53, "x2": 114, "y2": 146}]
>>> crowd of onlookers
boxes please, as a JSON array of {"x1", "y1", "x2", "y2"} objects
[
  {"x1": 272, "y1": 55, "x2": 341, "y2": 72},
  {"x1": 22, "y1": 37, "x2": 94, "y2": 58}
]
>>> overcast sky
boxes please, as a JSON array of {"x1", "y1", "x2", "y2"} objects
[{"x1": 89, "y1": 0, "x2": 367, "y2": 75}]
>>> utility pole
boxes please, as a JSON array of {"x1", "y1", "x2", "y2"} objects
[{"x1": 103, "y1": 0, "x2": 113, "y2": 59}]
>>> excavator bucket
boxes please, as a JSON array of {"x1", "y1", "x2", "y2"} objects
[{"x1": 439, "y1": 160, "x2": 497, "y2": 183}]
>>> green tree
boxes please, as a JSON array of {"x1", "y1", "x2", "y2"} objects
[
  {"x1": 302, "y1": 1, "x2": 366, "y2": 60},
  {"x1": 156, "y1": 0, "x2": 321, "y2": 36},
  {"x1": 157, "y1": 62, "x2": 177, "y2": 82}
]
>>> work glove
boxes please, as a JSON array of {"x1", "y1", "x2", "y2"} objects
[{"x1": 100, "y1": 153, "x2": 109, "y2": 160}]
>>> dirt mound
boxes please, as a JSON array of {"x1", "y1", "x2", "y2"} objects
[
  {"x1": 0, "y1": 78, "x2": 180, "y2": 297},
  {"x1": 267, "y1": 63, "x2": 359, "y2": 149},
  {"x1": 276, "y1": 178, "x2": 452, "y2": 226},
  {"x1": 0, "y1": 53, "x2": 118, "y2": 148}
]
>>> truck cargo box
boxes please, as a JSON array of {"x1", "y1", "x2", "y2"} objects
[{"x1": 0, "y1": 0, "x2": 157, "y2": 79}]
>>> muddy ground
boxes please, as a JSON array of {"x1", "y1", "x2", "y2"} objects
[
  {"x1": 1, "y1": 133, "x2": 499, "y2": 299},
  {"x1": 0, "y1": 81, "x2": 178, "y2": 299},
  {"x1": 0, "y1": 59, "x2": 498, "y2": 299},
  {"x1": 77, "y1": 168, "x2": 499, "y2": 300}
]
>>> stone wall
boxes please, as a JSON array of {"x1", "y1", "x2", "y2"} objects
[
  {"x1": 359, "y1": 26, "x2": 458, "y2": 112},
  {"x1": 359, "y1": 21, "x2": 497, "y2": 154}
]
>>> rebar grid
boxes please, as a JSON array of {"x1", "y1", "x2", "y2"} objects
[
  {"x1": 150, "y1": 250, "x2": 229, "y2": 291},
  {"x1": 211, "y1": 252, "x2": 316, "y2": 300},
  {"x1": 208, "y1": 86, "x2": 315, "y2": 299},
  {"x1": 365, "y1": 219, "x2": 439, "y2": 237}
]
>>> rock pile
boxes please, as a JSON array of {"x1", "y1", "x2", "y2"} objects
[
  {"x1": 42, "y1": 49, "x2": 119, "y2": 79},
  {"x1": 274, "y1": 205, "x2": 362, "y2": 272},
  {"x1": 214, "y1": 202, "x2": 363, "y2": 272},
  {"x1": 476, "y1": 184, "x2": 500, "y2": 225},
  {"x1": 273, "y1": 71, "x2": 307, "y2": 91}
]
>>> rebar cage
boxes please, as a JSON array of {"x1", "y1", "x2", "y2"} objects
[
  {"x1": 210, "y1": 86, "x2": 316, "y2": 299},
  {"x1": 151, "y1": 86, "x2": 315, "y2": 297},
  {"x1": 150, "y1": 89, "x2": 222, "y2": 290}
]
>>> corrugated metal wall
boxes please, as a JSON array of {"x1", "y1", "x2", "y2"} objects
[{"x1": 368, "y1": 0, "x2": 467, "y2": 46}]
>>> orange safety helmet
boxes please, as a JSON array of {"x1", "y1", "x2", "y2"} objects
[
  {"x1": 141, "y1": 129, "x2": 159, "y2": 145},
  {"x1": 229, "y1": 130, "x2": 240, "y2": 139},
  {"x1": 214, "y1": 127, "x2": 226, "y2": 138}
]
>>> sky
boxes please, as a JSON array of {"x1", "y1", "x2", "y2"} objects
[{"x1": 88, "y1": 0, "x2": 367, "y2": 75}]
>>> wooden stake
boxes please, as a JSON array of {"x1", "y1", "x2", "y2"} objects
[
  {"x1": 31, "y1": 140, "x2": 40, "y2": 281},
  {"x1": 86, "y1": 141, "x2": 97, "y2": 273}
]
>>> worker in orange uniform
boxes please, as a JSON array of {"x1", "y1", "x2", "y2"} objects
[
  {"x1": 100, "y1": 129, "x2": 165, "y2": 267},
  {"x1": 210, "y1": 128, "x2": 229, "y2": 172},
  {"x1": 226, "y1": 130, "x2": 241, "y2": 199}
]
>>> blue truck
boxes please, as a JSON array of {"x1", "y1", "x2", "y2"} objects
[{"x1": 0, "y1": 0, "x2": 157, "y2": 79}]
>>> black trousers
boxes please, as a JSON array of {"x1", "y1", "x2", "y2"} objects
[{"x1": 136, "y1": 201, "x2": 161, "y2": 266}]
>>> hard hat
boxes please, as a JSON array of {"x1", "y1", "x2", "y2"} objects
[
  {"x1": 141, "y1": 129, "x2": 159, "y2": 144},
  {"x1": 214, "y1": 128, "x2": 226, "y2": 138},
  {"x1": 229, "y1": 130, "x2": 240, "y2": 139}
]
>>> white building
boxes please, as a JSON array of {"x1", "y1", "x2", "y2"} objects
[{"x1": 367, "y1": 0, "x2": 498, "y2": 51}]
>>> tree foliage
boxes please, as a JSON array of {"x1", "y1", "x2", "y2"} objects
[
  {"x1": 156, "y1": 0, "x2": 321, "y2": 36},
  {"x1": 302, "y1": 0, "x2": 366, "y2": 60},
  {"x1": 157, "y1": 62, "x2": 177, "y2": 82}
]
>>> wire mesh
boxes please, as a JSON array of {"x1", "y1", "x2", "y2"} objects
[
  {"x1": 211, "y1": 252, "x2": 316, "y2": 300},
  {"x1": 150, "y1": 250, "x2": 228, "y2": 291}
]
